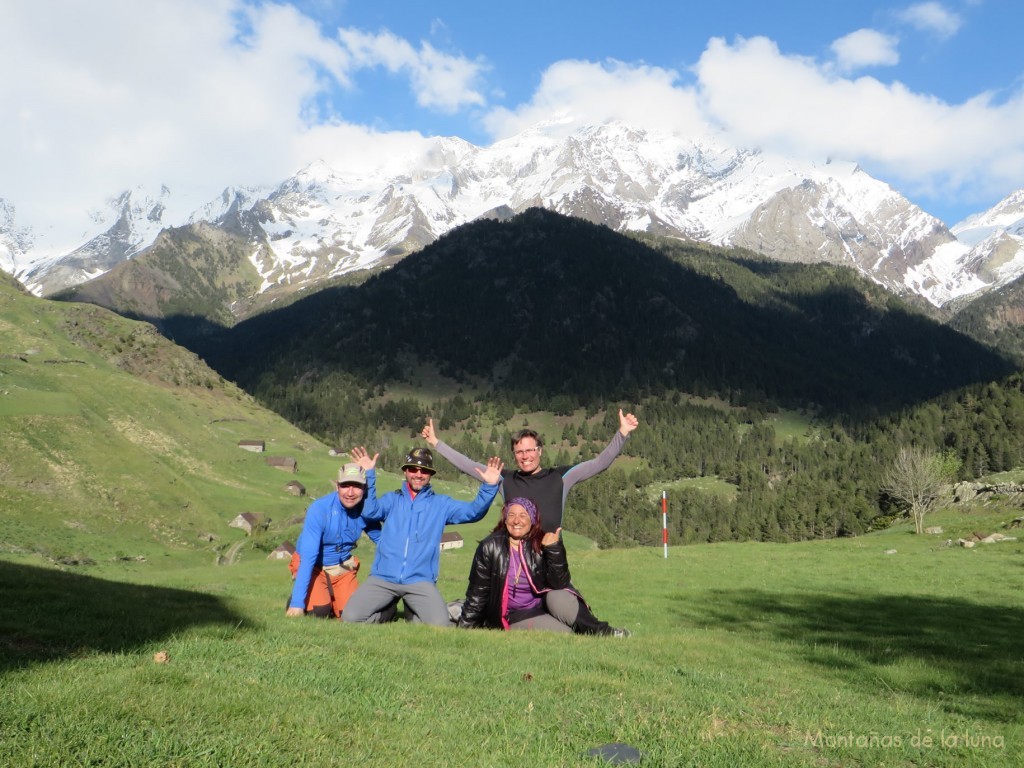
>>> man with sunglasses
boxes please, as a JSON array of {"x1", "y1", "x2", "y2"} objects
[
  {"x1": 341, "y1": 446, "x2": 504, "y2": 627},
  {"x1": 422, "y1": 409, "x2": 639, "y2": 636}
]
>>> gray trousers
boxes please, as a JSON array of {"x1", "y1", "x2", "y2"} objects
[
  {"x1": 507, "y1": 589, "x2": 580, "y2": 633},
  {"x1": 342, "y1": 576, "x2": 451, "y2": 627}
]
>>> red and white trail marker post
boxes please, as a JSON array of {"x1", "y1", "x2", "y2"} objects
[{"x1": 661, "y1": 490, "x2": 668, "y2": 559}]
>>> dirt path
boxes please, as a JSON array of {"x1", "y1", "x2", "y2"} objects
[{"x1": 217, "y1": 539, "x2": 246, "y2": 565}]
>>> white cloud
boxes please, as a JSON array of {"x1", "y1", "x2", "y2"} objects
[
  {"x1": 831, "y1": 29, "x2": 900, "y2": 72},
  {"x1": 898, "y1": 2, "x2": 962, "y2": 39},
  {"x1": 0, "y1": 1, "x2": 486, "y2": 249},
  {"x1": 0, "y1": 0, "x2": 357, "y2": 246},
  {"x1": 291, "y1": 122, "x2": 434, "y2": 178},
  {"x1": 336, "y1": 28, "x2": 487, "y2": 112},
  {"x1": 693, "y1": 36, "x2": 1024, "y2": 202},
  {"x1": 483, "y1": 60, "x2": 708, "y2": 140}
]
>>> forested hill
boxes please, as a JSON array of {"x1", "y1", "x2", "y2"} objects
[
  {"x1": 198, "y1": 208, "x2": 1012, "y2": 429},
  {"x1": 949, "y1": 272, "x2": 1024, "y2": 364}
]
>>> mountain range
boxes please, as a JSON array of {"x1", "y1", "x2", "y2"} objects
[{"x1": 3, "y1": 121, "x2": 1024, "y2": 319}]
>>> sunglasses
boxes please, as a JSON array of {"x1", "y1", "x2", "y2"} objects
[{"x1": 405, "y1": 466, "x2": 433, "y2": 475}]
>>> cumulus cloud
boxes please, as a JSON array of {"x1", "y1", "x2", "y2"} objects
[
  {"x1": 0, "y1": 0, "x2": 484, "y2": 249},
  {"x1": 336, "y1": 28, "x2": 487, "y2": 112},
  {"x1": 0, "y1": 1, "x2": 347, "y2": 245},
  {"x1": 692, "y1": 35, "x2": 1024, "y2": 203},
  {"x1": 476, "y1": 40, "x2": 1024, "y2": 208},
  {"x1": 831, "y1": 29, "x2": 900, "y2": 72},
  {"x1": 482, "y1": 60, "x2": 708, "y2": 140},
  {"x1": 897, "y1": 2, "x2": 962, "y2": 39}
]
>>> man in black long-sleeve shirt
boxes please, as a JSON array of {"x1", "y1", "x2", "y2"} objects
[
  {"x1": 423, "y1": 409, "x2": 638, "y2": 532},
  {"x1": 422, "y1": 409, "x2": 639, "y2": 637}
]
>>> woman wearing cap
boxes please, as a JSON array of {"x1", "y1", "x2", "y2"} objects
[
  {"x1": 458, "y1": 497, "x2": 630, "y2": 636},
  {"x1": 285, "y1": 462, "x2": 382, "y2": 619}
]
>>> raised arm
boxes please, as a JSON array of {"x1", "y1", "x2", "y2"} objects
[
  {"x1": 348, "y1": 446, "x2": 386, "y2": 531},
  {"x1": 422, "y1": 418, "x2": 487, "y2": 477},
  {"x1": 445, "y1": 457, "x2": 504, "y2": 525},
  {"x1": 474, "y1": 456, "x2": 505, "y2": 486},
  {"x1": 561, "y1": 409, "x2": 639, "y2": 493},
  {"x1": 350, "y1": 445, "x2": 378, "y2": 473},
  {"x1": 363, "y1": 519, "x2": 383, "y2": 545}
]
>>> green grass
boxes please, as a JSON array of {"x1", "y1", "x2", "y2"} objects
[
  {"x1": 737, "y1": 409, "x2": 818, "y2": 445},
  {"x1": 765, "y1": 410, "x2": 818, "y2": 443},
  {"x1": 978, "y1": 469, "x2": 1024, "y2": 485},
  {"x1": 0, "y1": 280, "x2": 347, "y2": 565},
  {"x1": 2, "y1": 504, "x2": 1021, "y2": 768}
]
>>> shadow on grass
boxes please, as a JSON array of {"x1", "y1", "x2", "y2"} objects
[
  {"x1": 676, "y1": 590, "x2": 1023, "y2": 709},
  {"x1": 0, "y1": 560, "x2": 246, "y2": 672}
]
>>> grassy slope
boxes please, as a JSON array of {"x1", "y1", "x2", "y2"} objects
[{"x1": 0, "y1": 277, "x2": 379, "y2": 566}]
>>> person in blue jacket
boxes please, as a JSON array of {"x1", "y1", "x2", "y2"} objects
[
  {"x1": 342, "y1": 445, "x2": 503, "y2": 627},
  {"x1": 285, "y1": 462, "x2": 382, "y2": 618}
]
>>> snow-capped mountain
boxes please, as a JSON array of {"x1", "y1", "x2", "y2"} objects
[
  {"x1": 10, "y1": 186, "x2": 182, "y2": 295},
  {"x1": 3, "y1": 121, "x2": 1020, "y2": 309},
  {"x1": 901, "y1": 189, "x2": 1024, "y2": 306}
]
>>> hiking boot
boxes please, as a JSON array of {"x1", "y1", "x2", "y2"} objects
[{"x1": 610, "y1": 627, "x2": 631, "y2": 638}]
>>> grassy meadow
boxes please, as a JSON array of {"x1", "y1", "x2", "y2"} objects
[{"x1": 2, "y1": 502, "x2": 1021, "y2": 768}]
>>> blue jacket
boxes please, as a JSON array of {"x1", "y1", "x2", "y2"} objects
[
  {"x1": 362, "y1": 468, "x2": 498, "y2": 584},
  {"x1": 288, "y1": 492, "x2": 382, "y2": 609}
]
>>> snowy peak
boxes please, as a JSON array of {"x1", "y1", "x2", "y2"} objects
[
  {"x1": 931, "y1": 188, "x2": 1024, "y2": 302},
  {"x1": 19, "y1": 186, "x2": 178, "y2": 295},
  {"x1": 953, "y1": 188, "x2": 1024, "y2": 246},
  {"x1": 5, "y1": 121, "x2": 1021, "y2": 311}
]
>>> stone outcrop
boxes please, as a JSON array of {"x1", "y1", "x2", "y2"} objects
[{"x1": 952, "y1": 482, "x2": 1024, "y2": 505}]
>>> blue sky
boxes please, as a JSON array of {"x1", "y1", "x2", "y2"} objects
[{"x1": 2, "y1": 0, "x2": 1023, "y2": 245}]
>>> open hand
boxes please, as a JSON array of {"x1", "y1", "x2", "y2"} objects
[
  {"x1": 475, "y1": 456, "x2": 505, "y2": 485},
  {"x1": 350, "y1": 445, "x2": 378, "y2": 471}
]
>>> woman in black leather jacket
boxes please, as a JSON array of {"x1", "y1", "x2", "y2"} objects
[{"x1": 457, "y1": 497, "x2": 630, "y2": 636}]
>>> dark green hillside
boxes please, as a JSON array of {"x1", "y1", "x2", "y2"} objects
[
  {"x1": 948, "y1": 273, "x2": 1024, "y2": 364},
  {"x1": 1, "y1": 270, "x2": 30, "y2": 293},
  {"x1": 37, "y1": 210, "x2": 1023, "y2": 549},
  {"x1": 204, "y1": 208, "x2": 1012, "y2": 424}
]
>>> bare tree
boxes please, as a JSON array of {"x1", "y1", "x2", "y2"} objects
[{"x1": 882, "y1": 447, "x2": 961, "y2": 534}]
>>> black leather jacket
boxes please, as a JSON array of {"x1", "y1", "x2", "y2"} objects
[{"x1": 458, "y1": 530, "x2": 572, "y2": 629}]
